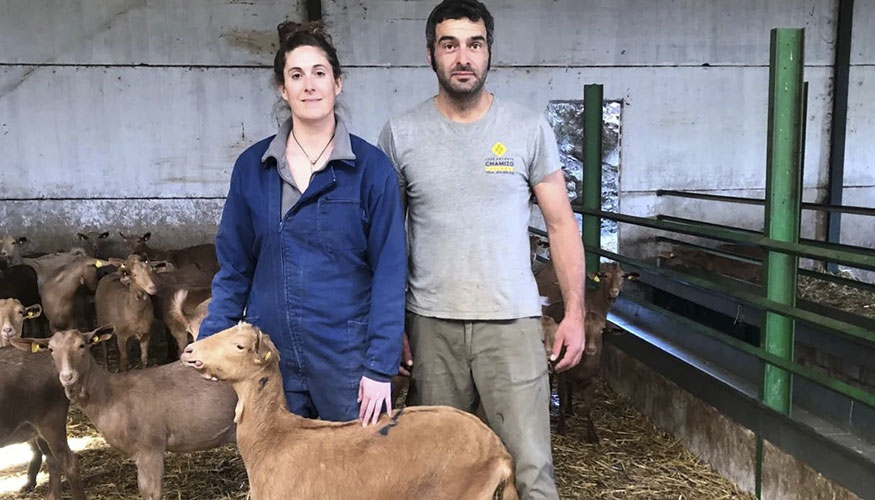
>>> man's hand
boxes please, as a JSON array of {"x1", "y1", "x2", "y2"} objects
[
  {"x1": 358, "y1": 376, "x2": 392, "y2": 426},
  {"x1": 398, "y1": 332, "x2": 414, "y2": 376},
  {"x1": 550, "y1": 315, "x2": 584, "y2": 372}
]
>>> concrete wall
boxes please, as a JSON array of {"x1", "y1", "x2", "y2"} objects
[
  {"x1": 2, "y1": 0, "x2": 870, "y2": 270},
  {"x1": 0, "y1": 0, "x2": 304, "y2": 251},
  {"x1": 603, "y1": 343, "x2": 864, "y2": 500},
  {"x1": 841, "y1": 0, "x2": 875, "y2": 275}
]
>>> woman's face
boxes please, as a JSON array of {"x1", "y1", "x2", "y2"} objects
[{"x1": 280, "y1": 45, "x2": 342, "y2": 123}]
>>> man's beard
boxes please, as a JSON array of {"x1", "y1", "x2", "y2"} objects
[{"x1": 437, "y1": 63, "x2": 488, "y2": 104}]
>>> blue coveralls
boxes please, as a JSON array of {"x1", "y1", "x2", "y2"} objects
[{"x1": 199, "y1": 126, "x2": 406, "y2": 421}]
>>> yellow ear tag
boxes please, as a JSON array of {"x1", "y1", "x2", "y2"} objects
[
  {"x1": 31, "y1": 343, "x2": 40, "y2": 353},
  {"x1": 92, "y1": 336, "x2": 100, "y2": 343},
  {"x1": 264, "y1": 351, "x2": 272, "y2": 361},
  {"x1": 593, "y1": 275, "x2": 601, "y2": 283},
  {"x1": 95, "y1": 261, "x2": 103, "y2": 268},
  {"x1": 26, "y1": 311, "x2": 33, "y2": 318}
]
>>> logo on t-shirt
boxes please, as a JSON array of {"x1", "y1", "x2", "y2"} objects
[{"x1": 485, "y1": 142, "x2": 514, "y2": 174}]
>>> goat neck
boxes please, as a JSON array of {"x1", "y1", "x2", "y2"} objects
[{"x1": 66, "y1": 349, "x2": 111, "y2": 406}]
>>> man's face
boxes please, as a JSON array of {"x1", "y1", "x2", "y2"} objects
[{"x1": 430, "y1": 18, "x2": 490, "y2": 99}]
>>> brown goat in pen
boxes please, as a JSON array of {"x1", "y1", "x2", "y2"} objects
[
  {"x1": 18, "y1": 326, "x2": 237, "y2": 500},
  {"x1": 3, "y1": 343, "x2": 85, "y2": 499},
  {"x1": 95, "y1": 255, "x2": 160, "y2": 370},
  {"x1": 536, "y1": 261, "x2": 637, "y2": 441},
  {"x1": 181, "y1": 322, "x2": 518, "y2": 500}
]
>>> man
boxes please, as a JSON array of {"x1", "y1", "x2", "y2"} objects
[{"x1": 378, "y1": 1, "x2": 586, "y2": 498}]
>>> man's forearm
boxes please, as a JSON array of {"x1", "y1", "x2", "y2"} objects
[{"x1": 545, "y1": 214, "x2": 586, "y2": 319}]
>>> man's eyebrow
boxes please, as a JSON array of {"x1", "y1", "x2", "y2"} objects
[{"x1": 437, "y1": 35, "x2": 458, "y2": 44}]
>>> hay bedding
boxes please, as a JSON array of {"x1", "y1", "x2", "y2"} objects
[{"x1": 2, "y1": 380, "x2": 753, "y2": 500}]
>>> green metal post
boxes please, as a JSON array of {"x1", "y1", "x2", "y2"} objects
[
  {"x1": 583, "y1": 84, "x2": 603, "y2": 276},
  {"x1": 762, "y1": 28, "x2": 805, "y2": 416}
]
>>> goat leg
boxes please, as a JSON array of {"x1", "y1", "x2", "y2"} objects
[
  {"x1": 20, "y1": 439, "x2": 42, "y2": 492},
  {"x1": 139, "y1": 333, "x2": 151, "y2": 368},
  {"x1": 135, "y1": 451, "x2": 165, "y2": 500},
  {"x1": 40, "y1": 441, "x2": 62, "y2": 500},
  {"x1": 116, "y1": 333, "x2": 129, "y2": 371}
]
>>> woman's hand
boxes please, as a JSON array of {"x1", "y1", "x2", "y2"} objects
[{"x1": 358, "y1": 376, "x2": 392, "y2": 426}]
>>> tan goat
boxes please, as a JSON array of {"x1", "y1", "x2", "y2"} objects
[
  {"x1": 20, "y1": 327, "x2": 237, "y2": 500},
  {"x1": 2, "y1": 343, "x2": 85, "y2": 499},
  {"x1": 95, "y1": 255, "x2": 159, "y2": 370},
  {"x1": 167, "y1": 287, "x2": 212, "y2": 347},
  {"x1": 536, "y1": 261, "x2": 637, "y2": 441},
  {"x1": 181, "y1": 323, "x2": 518, "y2": 500},
  {"x1": 41, "y1": 256, "x2": 105, "y2": 332},
  {"x1": 0, "y1": 298, "x2": 42, "y2": 347}
]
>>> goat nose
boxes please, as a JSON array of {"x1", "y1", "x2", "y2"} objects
[
  {"x1": 60, "y1": 372, "x2": 74, "y2": 383},
  {"x1": 183, "y1": 346, "x2": 193, "y2": 355},
  {"x1": 1, "y1": 326, "x2": 12, "y2": 334}
]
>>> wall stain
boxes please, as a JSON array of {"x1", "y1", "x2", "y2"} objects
[{"x1": 221, "y1": 30, "x2": 277, "y2": 57}]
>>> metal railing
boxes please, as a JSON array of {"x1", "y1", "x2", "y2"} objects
[{"x1": 561, "y1": 28, "x2": 874, "y2": 499}]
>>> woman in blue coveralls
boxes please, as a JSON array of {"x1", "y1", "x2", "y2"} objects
[{"x1": 198, "y1": 21, "x2": 406, "y2": 425}]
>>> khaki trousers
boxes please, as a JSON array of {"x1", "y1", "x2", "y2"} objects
[{"x1": 406, "y1": 312, "x2": 559, "y2": 500}]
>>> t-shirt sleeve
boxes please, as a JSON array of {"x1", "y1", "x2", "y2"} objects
[
  {"x1": 378, "y1": 120, "x2": 405, "y2": 189},
  {"x1": 528, "y1": 116, "x2": 562, "y2": 187}
]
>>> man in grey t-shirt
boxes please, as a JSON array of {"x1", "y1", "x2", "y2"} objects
[{"x1": 379, "y1": 2, "x2": 586, "y2": 498}]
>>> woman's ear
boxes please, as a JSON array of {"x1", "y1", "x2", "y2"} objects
[{"x1": 334, "y1": 76, "x2": 343, "y2": 96}]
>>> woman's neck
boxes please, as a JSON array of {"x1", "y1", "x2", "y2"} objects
[{"x1": 290, "y1": 114, "x2": 336, "y2": 150}]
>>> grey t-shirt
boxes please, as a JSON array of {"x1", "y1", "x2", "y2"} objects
[{"x1": 378, "y1": 96, "x2": 560, "y2": 320}]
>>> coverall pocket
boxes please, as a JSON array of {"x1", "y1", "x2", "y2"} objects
[{"x1": 317, "y1": 198, "x2": 367, "y2": 251}]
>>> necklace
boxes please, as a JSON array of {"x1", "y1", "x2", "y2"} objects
[{"x1": 291, "y1": 126, "x2": 336, "y2": 169}]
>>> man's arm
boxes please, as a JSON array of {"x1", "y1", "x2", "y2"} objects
[{"x1": 533, "y1": 170, "x2": 586, "y2": 371}]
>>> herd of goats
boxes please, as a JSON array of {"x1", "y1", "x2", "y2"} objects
[{"x1": 1, "y1": 230, "x2": 638, "y2": 499}]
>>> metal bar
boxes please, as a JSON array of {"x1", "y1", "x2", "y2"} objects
[
  {"x1": 655, "y1": 214, "x2": 875, "y2": 259},
  {"x1": 654, "y1": 236, "x2": 875, "y2": 293},
  {"x1": 587, "y1": 246, "x2": 875, "y2": 347},
  {"x1": 826, "y1": 0, "x2": 855, "y2": 271},
  {"x1": 577, "y1": 207, "x2": 875, "y2": 272},
  {"x1": 582, "y1": 84, "x2": 603, "y2": 276},
  {"x1": 656, "y1": 190, "x2": 875, "y2": 217},
  {"x1": 621, "y1": 294, "x2": 875, "y2": 409},
  {"x1": 762, "y1": 28, "x2": 804, "y2": 416}
]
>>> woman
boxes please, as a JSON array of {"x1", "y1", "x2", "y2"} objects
[{"x1": 199, "y1": 21, "x2": 406, "y2": 425}]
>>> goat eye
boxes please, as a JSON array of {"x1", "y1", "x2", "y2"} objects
[
  {"x1": 18, "y1": 310, "x2": 24, "y2": 316},
  {"x1": 79, "y1": 344, "x2": 86, "y2": 349},
  {"x1": 48, "y1": 347, "x2": 53, "y2": 353},
  {"x1": 235, "y1": 344, "x2": 245, "y2": 350}
]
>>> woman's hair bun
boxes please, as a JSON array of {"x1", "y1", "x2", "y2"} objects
[{"x1": 277, "y1": 20, "x2": 333, "y2": 45}]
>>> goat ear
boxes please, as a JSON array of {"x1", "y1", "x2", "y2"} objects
[
  {"x1": 24, "y1": 304, "x2": 42, "y2": 319},
  {"x1": 142, "y1": 232, "x2": 151, "y2": 241},
  {"x1": 587, "y1": 272, "x2": 600, "y2": 283},
  {"x1": 9, "y1": 337, "x2": 49, "y2": 353},
  {"x1": 87, "y1": 325, "x2": 114, "y2": 344},
  {"x1": 99, "y1": 232, "x2": 110, "y2": 239},
  {"x1": 107, "y1": 258, "x2": 125, "y2": 267}
]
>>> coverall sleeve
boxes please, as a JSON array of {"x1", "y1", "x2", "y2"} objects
[
  {"x1": 361, "y1": 156, "x2": 407, "y2": 382},
  {"x1": 199, "y1": 158, "x2": 257, "y2": 339}
]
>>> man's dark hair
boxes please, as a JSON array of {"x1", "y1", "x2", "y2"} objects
[
  {"x1": 273, "y1": 21, "x2": 343, "y2": 86},
  {"x1": 425, "y1": 0, "x2": 494, "y2": 71}
]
